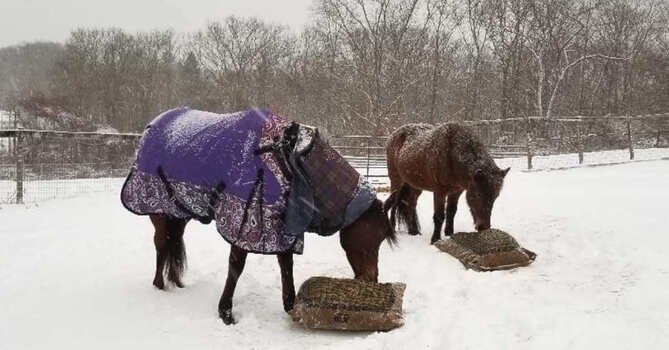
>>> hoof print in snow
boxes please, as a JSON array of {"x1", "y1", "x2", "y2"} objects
[{"x1": 435, "y1": 228, "x2": 536, "y2": 271}]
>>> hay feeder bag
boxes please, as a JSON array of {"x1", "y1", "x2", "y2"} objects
[
  {"x1": 434, "y1": 229, "x2": 536, "y2": 271},
  {"x1": 291, "y1": 277, "x2": 406, "y2": 331}
]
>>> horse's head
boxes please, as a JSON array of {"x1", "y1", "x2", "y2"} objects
[
  {"x1": 466, "y1": 166, "x2": 510, "y2": 231},
  {"x1": 339, "y1": 198, "x2": 396, "y2": 282}
]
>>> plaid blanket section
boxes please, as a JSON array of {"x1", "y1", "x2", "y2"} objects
[{"x1": 301, "y1": 135, "x2": 361, "y2": 234}]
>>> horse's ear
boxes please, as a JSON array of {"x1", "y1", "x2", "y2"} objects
[{"x1": 502, "y1": 167, "x2": 510, "y2": 177}]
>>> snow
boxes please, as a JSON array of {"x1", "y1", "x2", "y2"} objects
[{"x1": 1, "y1": 160, "x2": 669, "y2": 349}]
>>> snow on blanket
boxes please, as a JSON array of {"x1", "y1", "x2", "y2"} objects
[
  {"x1": 1, "y1": 161, "x2": 669, "y2": 349},
  {"x1": 121, "y1": 107, "x2": 297, "y2": 254},
  {"x1": 121, "y1": 107, "x2": 375, "y2": 254}
]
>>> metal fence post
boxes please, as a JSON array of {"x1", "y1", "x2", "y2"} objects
[
  {"x1": 526, "y1": 117, "x2": 533, "y2": 170},
  {"x1": 627, "y1": 117, "x2": 634, "y2": 160},
  {"x1": 657, "y1": 128, "x2": 662, "y2": 148},
  {"x1": 577, "y1": 121, "x2": 584, "y2": 164},
  {"x1": 365, "y1": 137, "x2": 371, "y2": 178},
  {"x1": 15, "y1": 132, "x2": 24, "y2": 204}
]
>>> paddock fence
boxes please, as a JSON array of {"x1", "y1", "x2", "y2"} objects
[
  {"x1": 1, "y1": 113, "x2": 668, "y2": 203},
  {"x1": 0, "y1": 129, "x2": 140, "y2": 204}
]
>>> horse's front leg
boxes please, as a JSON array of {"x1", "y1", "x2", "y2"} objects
[
  {"x1": 218, "y1": 245, "x2": 248, "y2": 325},
  {"x1": 431, "y1": 191, "x2": 446, "y2": 244},
  {"x1": 277, "y1": 252, "x2": 295, "y2": 313},
  {"x1": 444, "y1": 191, "x2": 463, "y2": 237}
]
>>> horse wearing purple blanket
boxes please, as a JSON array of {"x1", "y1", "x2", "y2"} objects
[{"x1": 121, "y1": 108, "x2": 395, "y2": 324}]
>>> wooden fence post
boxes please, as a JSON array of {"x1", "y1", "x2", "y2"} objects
[
  {"x1": 526, "y1": 117, "x2": 533, "y2": 170},
  {"x1": 627, "y1": 118, "x2": 634, "y2": 160}
]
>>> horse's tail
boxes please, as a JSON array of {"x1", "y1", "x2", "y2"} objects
[
  {"x1": 165, "y1": 228, "x2": 187, "y2": 285},
  {"x1": 152, "y1": 216, "x2": 188, "y2": 287},
  {"x1": 383, "y1": 183, "x2": 420, "y2": 234}
]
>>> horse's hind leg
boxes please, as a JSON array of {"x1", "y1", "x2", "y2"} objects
[
  {"x1": 218, "y1": 245, "x2": 248, "y2": 325},
  {"x1": 277, "y1": 252, "x2": 295, "y2": 313},
  {"x1": 431, "y1": 191, "x2": 446, "y2": 244},
  {"x1": 444, "y1": 190, "x2": 463, "y2": 237},
  {"x1": 405, "y1": 187, "x2": 423, "y2": 236}
]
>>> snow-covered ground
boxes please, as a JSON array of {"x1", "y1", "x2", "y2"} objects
[{"x1": 2, "y1": 160, "x2": 668, "y2": 349}]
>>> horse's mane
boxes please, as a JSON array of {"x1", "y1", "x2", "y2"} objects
[{"x1": 441, "y1": 123, "x2": 499, "y2": 175}]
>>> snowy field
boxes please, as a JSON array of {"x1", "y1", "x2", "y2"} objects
[{"x1": 1, "y1": 160, "x2": 669, "y2": 349}]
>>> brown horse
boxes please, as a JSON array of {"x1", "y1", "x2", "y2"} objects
[
  {"x1": 384, "y1": 123, "x2": 509, "y2": 244},
  {"x1": 149, "y1": 197, "x2": 395, "y2": 325}
]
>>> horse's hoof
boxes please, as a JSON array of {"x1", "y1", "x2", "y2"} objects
[
  {"x1": 220, "y1": 309, "x2": 236, "y2": 325},
  {"x1": 283, "y1": 302, "x2": 294, "y2": 313},
  {"x1": 408, "y1": 231, "x2": 421, "y2": 236},
  {"x1": 153, "y1": 279, "x2": 165, "y2": 290},
  {"x1": 174, "y1": 281, "x2": 185, "y2": 288},
  {"x1": 430, "y1": 236, "x2": 440, "y2": 244}
]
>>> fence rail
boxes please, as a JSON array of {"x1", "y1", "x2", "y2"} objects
[{"x1": 2, "y1": 112, "x2": 669, "y2": 203}]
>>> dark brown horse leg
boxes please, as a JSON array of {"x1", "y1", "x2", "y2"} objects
[
  {"x1": 218, "y1": 245, "x2": 248, "y2": 325},
  {"x1": 277, "y1": 252, "x2": 295, "y2": 313},
  {"x1": 431, "y1": 191, "x2": 446, "y2": 244},
  {"x1": 444, "y1": 191, "x2": 463, "y2": 236},
  {"x1": 150, "y1": 215, "x2": 168, "y2": 290}
]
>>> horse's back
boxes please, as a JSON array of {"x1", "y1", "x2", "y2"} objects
[
  {"x1": 386, "y1": 123, "x2": 441, "y2": 190},
  {"x1": 386, "y1": 123, "x2": 433, "y2": 158},
  {"x1": 386, "y1": 122, "x2": 488, "y2": 191}
]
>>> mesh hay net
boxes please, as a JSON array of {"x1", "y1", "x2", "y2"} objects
[
  {"x1": 435, "y1": 229, "x2": 536, "y2": 271},
  {"x1": 292, "y1": 277, "x2": 405, "y2": 331}
]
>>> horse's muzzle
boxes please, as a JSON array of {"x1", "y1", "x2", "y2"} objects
[{"x1": 475, "y1": 224, "x2": 490, "y2": 231}]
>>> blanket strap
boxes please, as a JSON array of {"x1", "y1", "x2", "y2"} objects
[
  {"x1": 237, "y1": 168, "x2": 265, "y2": 239},
  {"x1": 207, "y1": 182, "x2": 227, "y2": 220},
  {"x1": 157, "y1": 166, "x2": 213, "y2": 224}
]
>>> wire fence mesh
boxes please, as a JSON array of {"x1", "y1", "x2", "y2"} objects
[
  {"x1": 1, "y1": 113, "x2": 668, "y2": 203},
  {"x1": 0, "y1": 130, "x2": 139, "y2": 203}
]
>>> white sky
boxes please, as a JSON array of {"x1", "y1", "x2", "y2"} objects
[{"x1": 0, "y1": 0, "x2": 315, "y2": 47}]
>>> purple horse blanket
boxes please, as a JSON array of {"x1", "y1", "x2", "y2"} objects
[{"x1": 121, "y1": 107, "x2": 375, "y2": 254}]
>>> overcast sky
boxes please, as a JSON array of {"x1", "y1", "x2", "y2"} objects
[{"x1": 0, "y1": 0, "x2": 314, "y2": 47}]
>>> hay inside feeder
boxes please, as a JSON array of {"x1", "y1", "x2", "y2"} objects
[
  {"x1": 435, "y1": 228, "x2": 536, "y2": 271},
  {"x1": 291, "y1": 276, "x2": 405, "y2": 331}
]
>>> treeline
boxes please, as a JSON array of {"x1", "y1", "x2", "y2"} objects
[{"x1": 1, "y1": 0, "x2": 668, "y2": 135}]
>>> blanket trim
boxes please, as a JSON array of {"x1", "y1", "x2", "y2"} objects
[{"x1": 120, "y1": 168, "x2": 302, "y2": 255}]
